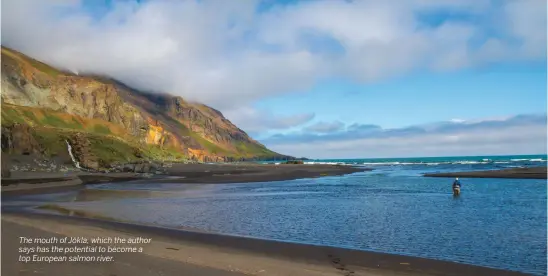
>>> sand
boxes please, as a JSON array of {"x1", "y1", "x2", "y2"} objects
[
  {"x1": 423, "y1": 166, "x2": 547, "y2": 179},
  {"x1": 2, "y1": 217, "x2": 243, "y2": 276},
  {"x1": 1, "y1": 213, "x2": 527, "y2": 276},
  {"x1": 156, "y1": 163, "x2": 371, "y2": 183},
  {"x1": 1, "y1": 172, "x2": 144, "y2": 196},
  {"x1": 1, "y1": 163, "x2": 371, "y2": 195}
]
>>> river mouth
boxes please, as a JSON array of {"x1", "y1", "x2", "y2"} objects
[{"x1": 2, "y1": 173, "x2": 546, "y2": 276}]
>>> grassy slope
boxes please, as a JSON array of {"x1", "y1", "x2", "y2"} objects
[
  {"x1": 1, "y1": 104, "x2": 187, "y2": 164},
  {"x1": 174, "y1": 119, "x2": 278, "y2": 158},
  {"x1": 1, "y1": 47, "x2": 66, "y2": 77}
]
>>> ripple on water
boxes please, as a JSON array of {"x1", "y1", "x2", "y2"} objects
[{"x1": 16, "y1": 174, "x2": 548, "y2": 276}]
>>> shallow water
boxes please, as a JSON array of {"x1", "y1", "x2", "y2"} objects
[{"x1": 5, "y1": 165, "x2": 547, "y2": 275}]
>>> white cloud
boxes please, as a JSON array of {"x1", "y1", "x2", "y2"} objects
[
  {"x1": 503, "y1": 0, "x2": 547, "y2": 59},
  {"x1": 1, "y1": 0, "x2": 545, "y2": 111},
  {"x1": 262, "y1": 114, "x2": 547, "y2": 158},
  {"x1": 303, "y1": 121, "x2": 345, "y2": 133},
  {"x1": 270, "y1": 125, "x2": 547, "y2": 158},
  {"x1": 223, "y1": 106, "x2": 315, "y2": 134}
]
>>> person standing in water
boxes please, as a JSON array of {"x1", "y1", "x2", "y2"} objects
[
  {"x1": 453, "y1": 177, "x2": 461, "y2": 188},
  {"x1": 452, "y1": 177, "x2": 461, "y2": 195}
]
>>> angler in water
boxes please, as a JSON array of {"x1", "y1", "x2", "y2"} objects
[{"x1": 452, "y1": 177, "x2": 461, "y2": 196}]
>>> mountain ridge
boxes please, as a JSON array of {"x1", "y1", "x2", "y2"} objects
[{"x1": 1, "y1": 46, "x2": 294, "y2": 170}]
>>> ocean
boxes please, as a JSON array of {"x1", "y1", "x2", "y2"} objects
[
  {"x1": 265, "y1": 154, "x2": 547, "y2": 167},
  {"x1": 7, "y1": 154, "x2": 547, "y2": 275}
]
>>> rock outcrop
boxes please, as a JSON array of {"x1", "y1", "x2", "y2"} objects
[
  {"x1": 1, "y1": 155, "x2": 11, "y2": 178},
  {"x1": 67, "y1": 133, "x2": 99, "y2": 170},
  {"x1": 108, "y1": 161, "x2": 174, "y2": 174},
  {"x1": 1, "y1": 123, "x2": 41, "y2": 155},
  {"x1": 284, "y1": 160, "x2": 305, "y2": 164}
]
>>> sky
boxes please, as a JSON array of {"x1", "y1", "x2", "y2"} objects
[{"x1": 1, "y1": 0, "x2": 547, "y2": 158}]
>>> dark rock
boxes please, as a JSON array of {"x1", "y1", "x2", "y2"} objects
[
  {"x1": 122, "y1": 164, "x2": 135, "y2": 172},
  {"x1": 1, "y1": 124, "x2": 41, "y2": 155},
  {"x1": 133, "y1": 149, "x2": 143, "y2": 158},
  {"x1": 68, "y1": 133, "x2": 99, "y2": 170},
  {"x1": 284, "y1": 160, "x2": 304, "y2": 164},
  {"x1": 1, "y1": 155, "x2": 11, "y2": 178},
  {"x1": 134, "y1": 163, "x2": 145, "y2": 173}
]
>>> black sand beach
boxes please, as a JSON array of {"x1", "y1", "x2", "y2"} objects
[
  {"x1": 1, "y1": 163, "x2": 371, "y2": 195},
  {"x1": 423, "y1": 166, "x2": 547, "y2": 179},
  {"x1": 1, "y1": 212, "x2": 528, "y2": 276},
  {"x1": 2, "y1": 217, "x2": 243, "y2": 276},
  {"x1": 1, "y1": 172, "x2": 145, "y2": 196},
  {"x1": 159, "y1": 163, "x2": 372, "y2": 183}
]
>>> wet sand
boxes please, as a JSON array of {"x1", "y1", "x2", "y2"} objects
[
  {"x1": 1, "y1": 163, "x2": 371, "y2": 195},
  {"x1": 155, "y1": 163, "x2": 371, "y2": 183},
  {"x1": 1, "y1": 172, "x2": 144, "y2": 196},
  {"x1": 1, "y1": 213, "x2": 527, "y2": 276},
  {"x1": 2, "y1": 217, "x2": 243, "y2": 276},
  {"x1": 424, "y1": 166, "x2": 547, "y2": 179}
]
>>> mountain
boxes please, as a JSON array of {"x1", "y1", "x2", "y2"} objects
[{"x1": 1, "y1": 46, "x2": 293, "y2": 170}]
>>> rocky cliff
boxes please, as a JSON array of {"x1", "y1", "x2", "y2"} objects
[{"x1": 1, "y1": 46, "x2": 292, "y2": 169}]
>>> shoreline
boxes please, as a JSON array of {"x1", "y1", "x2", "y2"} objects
[
  {"x1": 157, "y1": 163, "x2": 371, "y2": 183},
  {"x1": 3, "y1": 163, "x2": 545, "y2": 196},
  {"x1": 1, "y1": 164, "x2": 540, "y2": 275},
  {"x1": 0, "y1": 173, "x2": 145, "y2": 196},
  {"x1": 1, "y1": 163, "x2": 372, "y2": 195},
  {"x1": 423, "y1": 166, "x2": 547, "y2": 179},
  {"x1": 1, "y1": 212, "x2": 528, "y2": 276}
]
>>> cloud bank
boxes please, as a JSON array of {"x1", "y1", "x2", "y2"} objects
[
  {"x1": 222, "y1": 107, "x2": 315, "y2": 135},
  {"x1": 2, "y1": 0, "x2": 546, "y2": 110},
  {"x1": 261, "y1": 114, "x2": 548, "y2": 158},
  {"x1": 2, "y1": 0, "x2": 546, "y2": 158}
]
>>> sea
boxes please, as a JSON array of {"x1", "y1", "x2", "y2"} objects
[
  {"x1": 4, "y1": 154, "x2": 547, "y2": 275},
  {"x1": 265, "y1": 154, "x2": 547, "y2": 169}
]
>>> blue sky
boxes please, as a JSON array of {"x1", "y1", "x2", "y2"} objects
[
  {"x1": 3, "y1": 0, "x2": 546, "y2": 158},
  {"x1": 255, "y1": 61, "x2": 547, "y2": 132}
]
